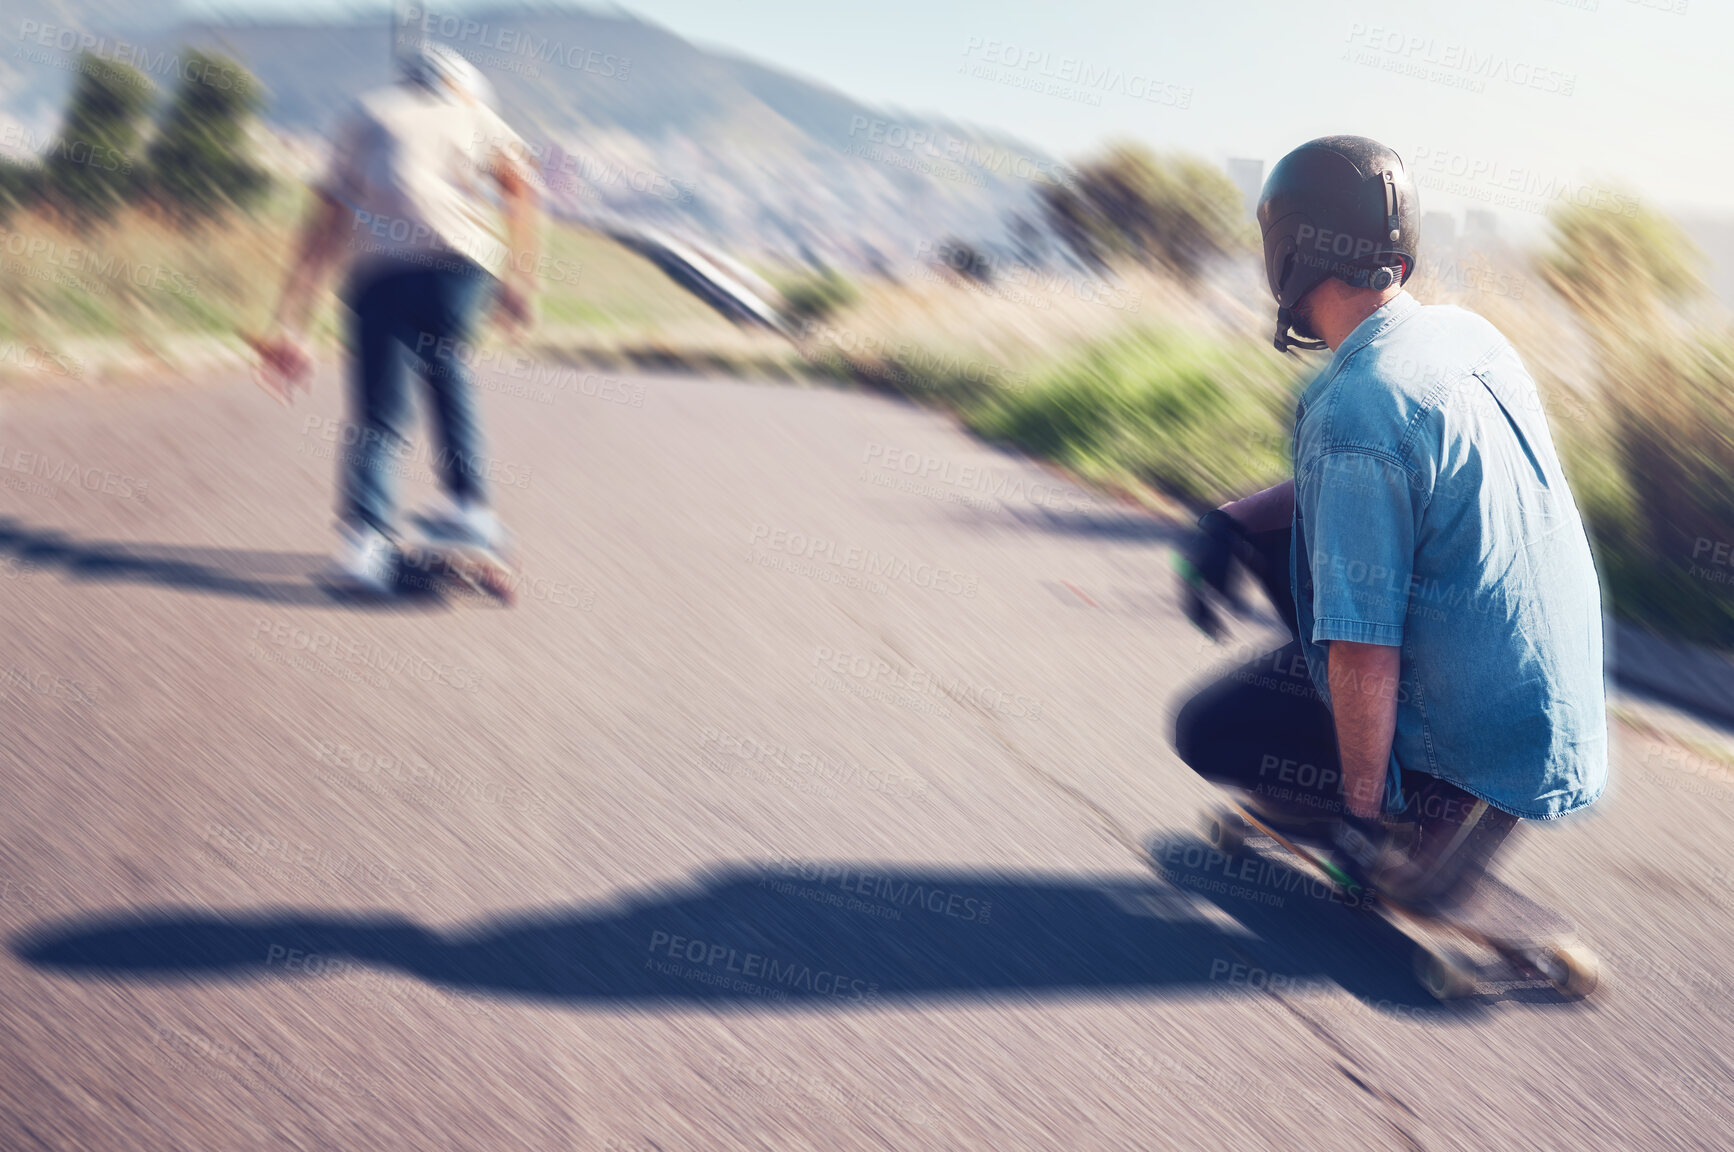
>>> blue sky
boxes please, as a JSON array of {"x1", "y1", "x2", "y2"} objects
[{"x1": 183, "y1": 0, "x2": 1729, "y2": 227}]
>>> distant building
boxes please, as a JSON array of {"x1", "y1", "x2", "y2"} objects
[
  {"x1": 1464, "y1": 210, "x2": 1498, "y2": 241},
  {"x1": 1226, "y1": 158, "x2": 1264, "y2": 220}
]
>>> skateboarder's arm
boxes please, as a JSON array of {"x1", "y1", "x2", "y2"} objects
[
  {"x1": 489, "y1": 133, "x2": 540, "y2": 331},
  {"x1": 271, "y1": 189, "x2": 349, "y2": 339},
  {"x1": 1327, "y1": 639, "x2": 1401, "y2": 819},
  {"x1": 499, "y1": 163, "x2": 537, "y2": 284},
  {"x1": 1217, "y1": 479, "x2": 1293, "y2": 533}
]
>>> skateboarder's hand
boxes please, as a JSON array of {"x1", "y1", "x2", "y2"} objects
[
  {"x1": 248, "y1": 331, "x2": 313, "y2": 406},
  {"x1": 1176, "y1": 508, "x2": 1251, "y2": 641}
]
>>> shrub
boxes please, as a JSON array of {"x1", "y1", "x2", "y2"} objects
[
  {"x1": 44, "y1": 54, "x2": 153, "y2": 222},
  {"x1": 1041, "y1": 144, "x2": 1251, "y2": 281},
  {"x1": 965, "y1": 327, "x2": 1300, "y2": 506},
  {"x1": 777, "y1": 267, "x2": 858, "y2": 321},
  {"x1": 145, "y1": 51, "x2": 270, "y2": 223},
  {"x1": 1541, "y1": 198, "x2": 1734, "y2": 644}
]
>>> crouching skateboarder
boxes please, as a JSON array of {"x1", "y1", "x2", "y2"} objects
[{"x1": 1173, "y1": 136, "x2": 1607, "y2": 917}]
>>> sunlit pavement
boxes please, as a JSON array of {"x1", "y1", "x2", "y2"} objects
[{"x1": 1, "y1": 364, "x2": 1730, "y2": 1150}]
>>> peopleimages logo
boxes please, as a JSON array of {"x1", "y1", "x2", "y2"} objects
[
  {"x1": 1409, "y1": 147, "x2": 1638, "y2": 218},
  {"x1": 0, "y1": 124, "x2": 132, "y2": 173},
  {"x1": 402, "y1": 5, "x2": 631, "y2": 79},
  {"x1": 749, "y1": 524, "x2": 979, "y2": 598},
  {"x1": 250, "y1": 618, "x2": 484, "y2": 692},
  {"x1": 299, "y1": 416, "x2": 533, "y2": 490},
  {"x1": 0, "y1": 443, "x2": 146, "y2": 497},
  {"x1": 13, "y1": 21, "x2": 249, "y2": 94},
  {"x1": 1343, "y1": 24, "x2": 1576, "y2": 96},
  {"x1": 1691, "y1": 537, "x2": 1733, "y2": 586},
  {"x1": 959, "y1": 37, "x2": 1194, "y2": 109},
  {"x1": 646, "y1": 930, "x2": 880, "y2": 1003},
  {"x1": 0, "y1": 341, "x2": 84, "y2": 380},
  {"x1": 763, "y1": 855, "x2": 991, "y2": 923},
  {"x1": 862, "y1": 441, "x2": 1100, "y2": 514},
  {"x1": 845, "y1": 116, "x2": 1074, "y2": 187}
]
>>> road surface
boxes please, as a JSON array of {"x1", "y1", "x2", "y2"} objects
[{"x1": 0, "y1": 359, "x2": 1730, "y2": 1150}]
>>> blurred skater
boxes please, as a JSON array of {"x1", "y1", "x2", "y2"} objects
[{"x1": 252, "y1": 41, "x2": 539, "y2": 596}]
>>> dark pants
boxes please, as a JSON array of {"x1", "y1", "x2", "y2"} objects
[
  {"x1": 1172, "y1": 526, "x2": 1347, "y2": 816},
  {"x1": 340, "y1": 257, "x2": 494, "y2": 537},
  {"x1": 1171, "y1": 525, "x2": 1517, "y2": 910}
]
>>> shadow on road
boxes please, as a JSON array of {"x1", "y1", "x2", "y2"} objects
[
  {"x1": 13, "y1": 846, "x2": 1518, "y2": 1017},
  {"x1": 0, "y1": 517, "x2": 438, "y2": 609}
]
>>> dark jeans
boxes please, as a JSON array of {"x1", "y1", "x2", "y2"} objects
[
  {"x1": 340, "y1": 257, "x2": 494, "y2": 537},
  {"x1": 1171, "y1": 525, "x2": 1517, "y2": 908},
  {"x1": 1172, "y1": 525, "x2": 1346, "y2": 817}
]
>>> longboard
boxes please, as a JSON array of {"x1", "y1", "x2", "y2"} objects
[
  {"x1": 1204, "y1": 801, "x2": 1599, "y2": 1001},
  {"x1": 396, "y1": 535, "x2": 519, "y2": 606}
]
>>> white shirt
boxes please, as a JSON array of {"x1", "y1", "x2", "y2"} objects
[{"x1": 321, "y1": 83, "x2": 531, "y2": 280}]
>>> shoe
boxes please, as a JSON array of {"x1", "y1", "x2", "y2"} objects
[
  {"x1": 322, "y1": 523, "x2": 398, "y2": 597},
  {"x1": 1368, "y1": 792, "x2": 1518, "y2": 915},
  {"x1": 413, "y1": 495, "x2": 508, "y2": 552}
]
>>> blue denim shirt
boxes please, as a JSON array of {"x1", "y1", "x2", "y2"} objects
[{"x1": 1289, "y1": 292, "x2": 1607, "y2": 819}]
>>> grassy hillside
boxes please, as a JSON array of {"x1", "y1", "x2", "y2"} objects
[{"x1": 0, "y1": 186, "x2": 776, "y2": 381}]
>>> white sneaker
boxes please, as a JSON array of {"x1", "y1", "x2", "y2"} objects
[
  {"x1": 324, "y1": 523, "x2": 398, "y2": 596},
  {"x1": 415, "y1": 495, "x2": 508, "y2": 552}
]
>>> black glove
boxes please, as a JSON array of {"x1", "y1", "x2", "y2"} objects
[{"x1": 1175, "y1": 508, "x2": 1255, "y2": 641}]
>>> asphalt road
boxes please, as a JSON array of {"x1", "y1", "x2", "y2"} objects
[{"x1": 1, "y1": 360, "x2": 1731, "y2": 1151}]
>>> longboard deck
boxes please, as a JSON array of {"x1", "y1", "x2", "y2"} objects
[
  {"x1": 1214, "y1": 801, "x2": 1595, "y2": 999},
  {"x1": 397, "y1": 538, "x2": 519, "y2": 606}
]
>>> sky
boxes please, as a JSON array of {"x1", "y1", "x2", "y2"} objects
[{"x1": 180, "y1": 0, "x2": 1732, "y2": 232}]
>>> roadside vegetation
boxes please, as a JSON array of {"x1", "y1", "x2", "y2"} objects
[
  {"x1": 2, "y1": 65, "x2": 1728, "y2": 647},
  {"x1": 0, "y1": 51, "x2": 769, "y2": 378}
]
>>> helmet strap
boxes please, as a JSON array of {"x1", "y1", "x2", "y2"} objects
[{"x1": 1273, "y1": 305, "x2": 1329, "y2": 354}]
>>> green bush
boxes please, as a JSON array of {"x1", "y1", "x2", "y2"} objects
[
  {"x1": 964, "y1": 327, "x2": 1300, "y2": 506},
  {"x1": 1541, "y1": 197, "x2": 1734, "y2": 646},
  {"x1": 1571, "y1": 338, "x2": 1734, "y2": 645},
  {"x1": 0, "y1": 159, "x2": 42, "y2": 221},
  {"x1": 1041, "y1": 144, "x2": 1252, "y2": 280},
  {"x1": 777, "y1": 267, "x2": 858, "y2": 321},
  {"x1": 145, "y1": 51, "x2": 269, "y2": 223},
  {"x1": 45, "y1": 54, "x2": 153, "y2": 222}
]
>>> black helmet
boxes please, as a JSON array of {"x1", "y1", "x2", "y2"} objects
[{"x1": 1257, "y1": 135, "x2": 1419, "y2": 352}]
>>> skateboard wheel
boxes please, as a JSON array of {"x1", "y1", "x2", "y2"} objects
[
  {"x1": 476, "y1": 564, "x2": 518, "y2": 607},
  {"x1": 1204, "y1": 811, "x2": 1245, "y2": 856},
  {"x1": 1414, "y1": 946, "x2": 1477, "y2": 1001},
  {"x1": 1535, "y1": 941, "x2": 1599, "y2": 1000}
]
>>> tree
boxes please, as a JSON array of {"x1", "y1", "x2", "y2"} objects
[
  {"x1": 44, "y1": 54, "x2": 153, "y2": 222},
  {"x1": 0, "y1": 159, "x2": 42, "y2": 222},
  {"x1": 145, "y1": 51, "x2": 269, "y2": 224},
  {"x1": 1041, "y1": 144, "x2": 1249, "y2": 280}
]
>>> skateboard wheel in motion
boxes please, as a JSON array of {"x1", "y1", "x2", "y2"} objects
[
  {"x1": 1414, "y1": 945, "x2": 1479, "y2": 1001},
  {"x1": 1203, "y1": 810, "x2": 1246, "y2": 856},
  {"x1": 1532, "y1": 941, "x2": 1600, "y2": 1000},
  {"x1": 474, "y1": 561, "x2": 518, "y2": 607}
]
